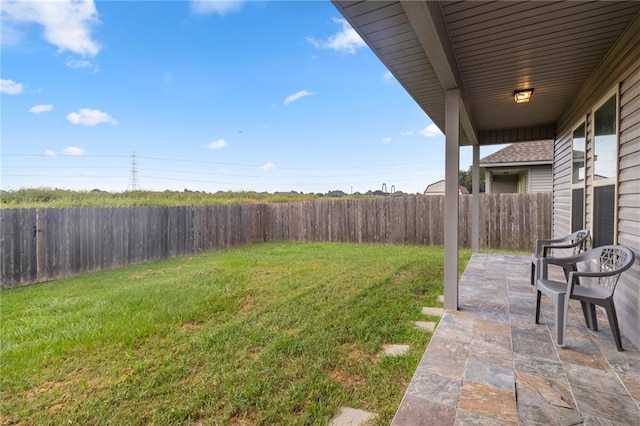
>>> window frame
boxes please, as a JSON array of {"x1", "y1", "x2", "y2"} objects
[
  {"x1": 590, "y1": 89, "x2": 620, "y2": 246},
  {"x1": 570, "y1": 120, "x2": 586, "y2": 233}
]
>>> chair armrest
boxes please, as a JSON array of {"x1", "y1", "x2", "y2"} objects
[
  {"x1": 535, "y1": 237, "x2": 570, "y2": 254},
  {"x1": 540, "y1": 239, "x2": 585, "y2": 257},
  {"x1": 539, "y1": 254, "x2": 583, "y2": 279}
]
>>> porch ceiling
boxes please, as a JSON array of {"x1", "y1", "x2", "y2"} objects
[{"x1": 332, "y1": 1, "x2": 640, "y2": 146}]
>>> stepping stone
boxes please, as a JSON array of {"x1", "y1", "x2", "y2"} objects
[
  {"x1": 414, "y1": 321, "x2": 436, "y2": 332},
  {"x1": 380, "y1": 344, "x2": 410, "y2": 357},
  {"x1": 422, "y1": 307, "x2": 444, "y2": 317},
  {"x1": 329, "y1": 407, "x2": 377, "y2": 426},
  {"x1": 437, "y1": 295, "x2": 445, "y2": 303}
]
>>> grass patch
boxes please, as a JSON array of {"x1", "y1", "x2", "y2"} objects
[{"x1": 1, "y1": 242, "x2": 470, "y2": 425}]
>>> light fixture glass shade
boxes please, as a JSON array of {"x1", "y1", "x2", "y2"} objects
[{"x1": 514, "y1": 88, "x2": 534, "y2": 103}]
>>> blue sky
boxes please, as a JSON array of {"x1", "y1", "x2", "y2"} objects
[{"x1": 1, "y1": 0, "x2": 503, "y2": 194}]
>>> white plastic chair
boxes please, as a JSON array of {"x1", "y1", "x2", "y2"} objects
[
  {"x1": 535, "y1": 245, "x2": 635, "y2": 351},
  {"x1": 530, "y1": 230, "x2": 589, "y2": 286}
]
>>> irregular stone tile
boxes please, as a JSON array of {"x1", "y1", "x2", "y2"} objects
[
  {"x1": 516, "y1": 371, "x2": 576, "y2": 410},
  {"x1": 473, "y1": 318, "x2": 510, "y2": 336},
  {"x1": 464, "y1": 360, "x2": 515, "y2": 393},
  {"x1": 512, "y1": 337, "x2": 558, "y2": 360},
  {"x1": 556, "y1": 348, "x2": 611, "y2": 371},
  {"x1": 425, "y1": 335, "x2": 469, "y2": 359},
  {"x1": 458, "y1": 381, "x2": 517, "y2": 424},
  {"x1": 391, "y1": 394, "x2": 456, "y2": 426},
  {"x1": 563, "y1": 363, "x2": 629, "y2": 396},
  {"x1": 605, "y1": 353, "x2": 640, "y2": 377},
  {"x1": 511, "y1": 323, "x2": 554, "y2": 343},
  {"x1": 572, "y1": 384, "x2": 640, "y2": 424},
  {"x1": 582, "y1": 414, "x2": 631, "y2": 425},
  {"x1": 435, "y1": 315, "x2": 474, "y2": 343},
  {"x1": 454, "y1": 409, "x2": 513, "y2": 425},
  {"x1": 476, "y1": 309, "x2": 510, "y2": 322},
  {"x1": 513, "y1": 353, "x2": 565, "y2": 381},
  {"x1": 329, "y1": 407, "x2": 376, "y2": 426},
  {"x1": 468, "y1": 342, "x2": 513, "y2": 370},
  {"x1": 421, "y1": 307, "x2": 444, "y2": 317},
  {"x1": 380, "y1": 344, "x2": 410, "y2": 357},
  {"x1": 405, "y1": 371, "x2": 461, "y2": 407},
  {"x1": 413, "y1": 321, "x2": 436, "y2": 332},
  {"x1": 618, "y1": 374, "x2": 640, "y2": 400},
  {"x1": 415, "y1": 354, "x2": 466, "y2": 380},
  {"x1": 514, "y1": 371, "x2": 583, "y2": 425}
]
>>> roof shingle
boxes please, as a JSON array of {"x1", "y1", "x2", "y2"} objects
[{"x1": 480, "y1": 140, "x2": 554, "y2": 165}]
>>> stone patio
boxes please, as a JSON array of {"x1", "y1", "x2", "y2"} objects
[{"x1": 392, "y1": 253, "x2": 640, "y2": 425}]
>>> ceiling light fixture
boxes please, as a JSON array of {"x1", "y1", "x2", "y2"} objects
[{"x1": 514, "y1": 88, "x2": 534, "y2": 104}]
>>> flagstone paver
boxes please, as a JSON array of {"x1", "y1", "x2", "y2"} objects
[
  {"x1": 380, "y1": 344, "x2": 410, "y2": 357},
  {"x1": 421, "y1": 306, "x2": 444, "y2": 317},
  {"x1": 413, "y1": 321, "x2": 436, "y2": 331},
  {"x1": 329, "y1": 407, "x2": 376, "y2": 426},
  {"x1": 391, "y1": 253, "x2": 640, "y2": 425}
]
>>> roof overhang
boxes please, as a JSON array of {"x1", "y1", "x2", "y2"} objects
[{"x1": 332, "y1": 1, "x2": 640, "y2": 146}]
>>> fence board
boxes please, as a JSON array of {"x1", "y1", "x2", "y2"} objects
[{"x1": 1, "y1": 193, "x2": 551, "y2": 287}]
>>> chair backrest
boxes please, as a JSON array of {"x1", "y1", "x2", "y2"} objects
[
  {"x1": 570, "y1": 229, "x2": 589, "y2": 255},
  {"x1": 579, "y1": 245, "x2": 635, "y2": 293}
]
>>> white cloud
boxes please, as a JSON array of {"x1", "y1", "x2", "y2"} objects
[
  {"x1": 190, "y1": 0, "x2": 245, "y2": 16},
  {"x1": 306, "y1": 18, "x2": 366, "y2": 54},
  {"x1": 380, "y1": 137, "x2": 392, "y2": 144},
  {"x1": 383, "y1": 70, "x2": 394, "y2": 82},
  {"x1": 66, "y1": 57, "x2": 99, "y2": 72},
  {"x1": 66, "y1": 108, "x2": 117, "y2": 126},
  {"x1": 162, "y1": 71, "x2": 172, "y2": 85},
  {"x1": 2, "y1": 0, "x2": 101, "y2": 57},
  {"x1": 62, "y1": 146, "x2": 85, "y2": 156},
  {"x1": 29, "y1": 104, "x2": 54, "y2": 114},
  {"x1": 44, "y1": 149, "x2": 56, "y2": 157},
  {"x1": 204, "y1": 139, "x2": 228, "y2": 150},
  {"x1": 400, "y1": 130, "x2": 415, "y2": 137},
  {"x1": 1, "y1": 78, "x2": 24, "y2": 95},
  {"x1": 418, "y1": 124, "x2": 443, "y2": 137},
  {"x1": 261, "y1": 162, "x2": 276, "y2": 171},
  {"x1": 284, "y1": 90, "x2": 314, "y2": 105}
]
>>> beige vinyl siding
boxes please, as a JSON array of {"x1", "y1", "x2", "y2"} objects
[
  {"x1": 616, "y1": 64, "x2": 640, "y2": 348},
  {"x1": 529, "y1": 165, "x2": 553, "y2": 192},
  {"x1": 553, "y1": 135, "x2": 572, "y2": 239}
]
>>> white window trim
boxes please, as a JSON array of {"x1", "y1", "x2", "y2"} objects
[{"x1": 570, "y1": 120, "x2": 587, "y2": 232}]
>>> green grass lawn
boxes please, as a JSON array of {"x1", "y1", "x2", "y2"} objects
[{"x1": 1, "y1": 242, "x2": 470, "y2": 425}]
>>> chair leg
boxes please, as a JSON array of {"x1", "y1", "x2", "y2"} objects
[
  {"x1": 603, "y1": 300, "x2": 623, "y2": 351},
  {"x1": 580, "y1": 302, "x2": 597, "y2": 330},
  {"x1": 535, "y1": 289, "x2": 542, "y2": 324},
  {"x1": 554, "y1": 292, "x2": 568, "y2": 347},
  {"x1": 531, "y1": 262, "x2": 535, "y2": 286}
]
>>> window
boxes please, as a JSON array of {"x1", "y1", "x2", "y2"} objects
[
  {"x1": 571, "y1": 123, "x2": 585, "y2": 232},
  {"x1": 592, "y1": 94, "x2": 618, "y2": 247}
]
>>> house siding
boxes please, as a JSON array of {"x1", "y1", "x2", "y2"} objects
[
  {"x1": 552, "y1": 134, "x2": 572, "y2": 239},
  {"x1": 554, "y1": 36, "x2": 640, "y2": 348},
  {"x1": 616, "y1": 63, "x2": 640, "y2": 348},
  {"x1": 529, "y1": 165, "x2": 553, "y2": 192}
]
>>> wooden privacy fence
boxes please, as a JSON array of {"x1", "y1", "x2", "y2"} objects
[{"x1": 1, "y1": 193, "x2": 551, "y2": 287}]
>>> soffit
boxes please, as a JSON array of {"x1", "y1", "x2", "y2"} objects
[{"x1": 332, "y1": 1, "x2": 640, "y2": 146}]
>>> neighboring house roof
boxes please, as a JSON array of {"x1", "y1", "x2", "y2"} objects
[
  {"x1": 424, "y1": 179, "x2": 469, "y2": 195},
  {"x1": 480, "y1": 140, "x2": 554, "y2": 167}
]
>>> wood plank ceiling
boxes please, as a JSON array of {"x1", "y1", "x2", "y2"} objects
[{"x1": 333, "y1": 1, "x2": 640, "y2": 146}]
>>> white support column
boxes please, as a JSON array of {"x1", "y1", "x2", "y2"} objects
[
  {"x1": 471, "y1": 144, "x2": 480, "y2": 253},
  {"x1": 444, "y1": 89, "x2": 460, "y2": 311}
]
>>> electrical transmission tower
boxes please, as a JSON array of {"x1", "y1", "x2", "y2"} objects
[{"x1": 128, "y1": 151, "x2": 141, "y2": 191}]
